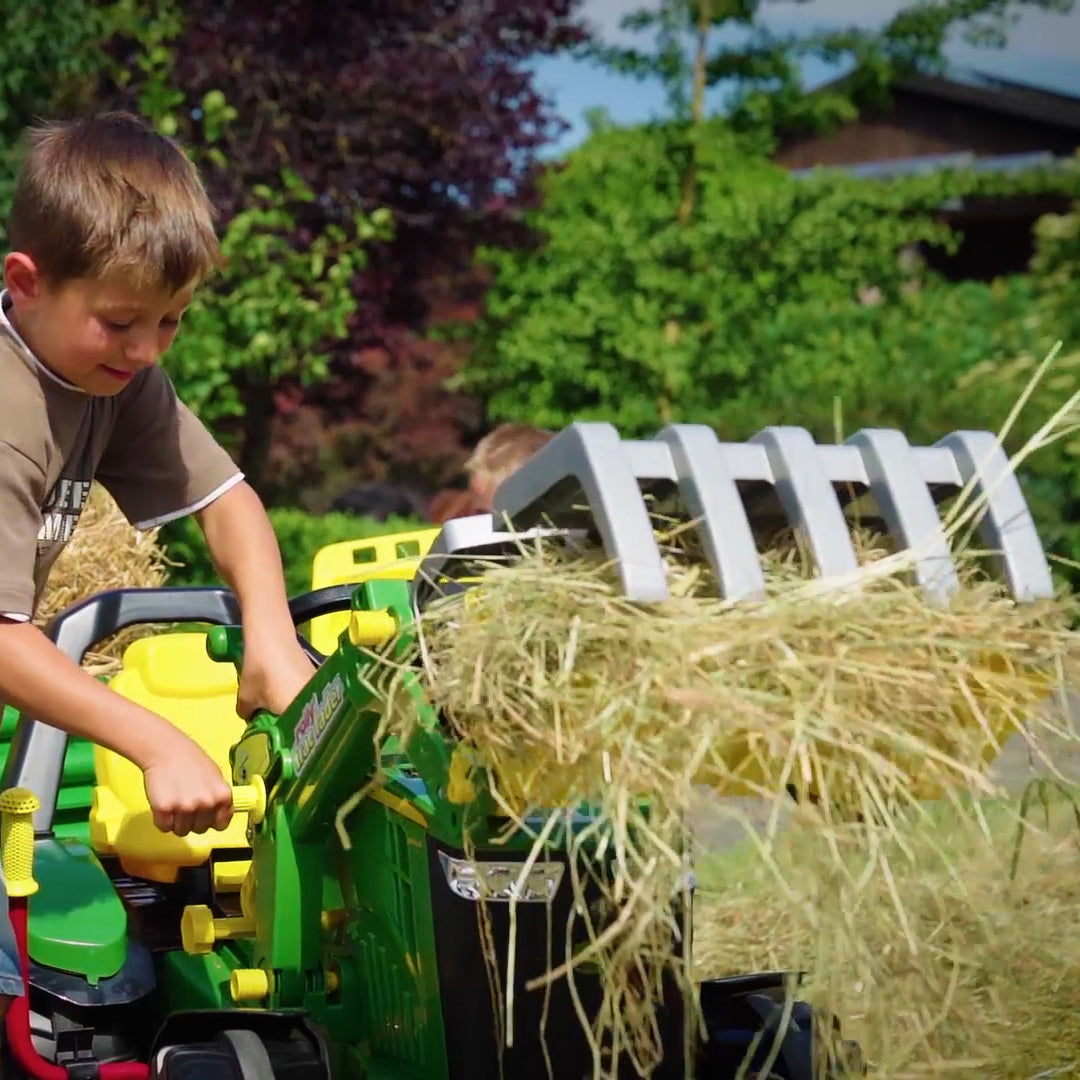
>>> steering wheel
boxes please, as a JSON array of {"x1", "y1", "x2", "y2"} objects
[
  {"x1": 205, "y1": 583, "x2": 365, "y2": 673},
  {"x1": 41, "y1": 582, "x2": 362, "y2": 678},
  {"x1": 285, "y1": 583, "x2": 358, "y2": 665}
]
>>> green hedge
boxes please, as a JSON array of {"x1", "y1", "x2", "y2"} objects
[{"x1": 160, "y1": 509, "x2": 427, "y2": 597}]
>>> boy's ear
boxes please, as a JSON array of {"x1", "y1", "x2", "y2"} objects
[{"x1": 3, "y1": 252, "x2": 43, "y2": 304}]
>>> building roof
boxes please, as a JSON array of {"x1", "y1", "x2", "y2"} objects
[
  {"x1": 893, "y1": 69, "x2": 1080, "y2": 133},
  {"x1": 787, "y1": 149, "x2": 1062, "y2": 181}
]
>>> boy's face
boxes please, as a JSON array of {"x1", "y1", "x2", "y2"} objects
[{"x1": 3, "y1": 252, "x2": 194, "y2": 396}]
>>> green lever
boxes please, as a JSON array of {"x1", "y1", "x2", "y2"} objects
[
  {"x1": 206, "y1": 626, "x2": 277, "y2": 727},
  {"x1": 207, "y1": 625, "x2": 244, "y2": 670}
]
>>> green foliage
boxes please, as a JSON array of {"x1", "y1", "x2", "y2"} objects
[
  {"x1": 457, "y1": 120, "x2": 1078, "y2": 438},
  {"x1": 727, "y1": 275, "x2": 1047, "y2": 441},
  {"x1": 0, "y1": 0, "x2": 395, "y2": 495},
  {"x1": 163, "y1": 171, "x2": 393, "y2": 432},
  {"x1": 160, "y1": 510, "x2": 426, "y2": 596},
  {"x1": 1029, "y1": 173, "x2": 1080, "y2": 353},
  {"x1": 104, "y1": 0, "x2": 186, "y2": 135},
  {"x1": 0, "y1": 0, "x2": 134, "y2": 238}
]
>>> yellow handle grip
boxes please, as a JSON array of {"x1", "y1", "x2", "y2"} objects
[
  {"x1": 349, "y1": 609, "x2": 397, "y2": 648},
  {"x1": 231, "y1": 774, "x2": 266, "y2": 825},
  {"x1": 0, "y1": 788, "x2": 40, "y2": 897}
]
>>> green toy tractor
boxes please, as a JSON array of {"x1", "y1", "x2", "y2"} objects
[{"x1": 0, "y1": 419, "x2": 1052, "y2": 1079}]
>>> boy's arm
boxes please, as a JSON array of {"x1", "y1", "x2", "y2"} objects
[
  {"x1": 194, "y1": 480, "x2": 316, "y2": 719},
  {"x1": 0, "y1": 440, "x2": 232, "y2": 837},
  {"x1": 95, "y1": 368, "x2": 314, "y2": 714},
  {"x1": 0, "y1": 618, "x2": 235, "y2": 836}
]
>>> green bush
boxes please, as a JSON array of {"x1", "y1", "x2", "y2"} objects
[
  {"x1": 160, "y1": 510, "x2": 427, "y2": 597},
  {"x1": 455, "y1": 119, "x2": 1079, "y2": 437}
]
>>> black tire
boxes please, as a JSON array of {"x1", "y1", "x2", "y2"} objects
[
  {"x1": 696, "y1": 985, "x2": 865, "y2": 1080},
  {"x1": 150, "y1": 1025, "x2": 328, "y2": 1079}
]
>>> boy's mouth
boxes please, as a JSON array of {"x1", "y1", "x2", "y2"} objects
[{"x1": 100, "y1": 365, "x2": 134, "y2": 382}]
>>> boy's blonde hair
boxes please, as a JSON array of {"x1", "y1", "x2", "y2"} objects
[
  {"x1": 465, "y1": 423, "x2": 555, "y2": 486},
  {"x1": 7, "y1": 111, "x2": 221, "y2": 293}
]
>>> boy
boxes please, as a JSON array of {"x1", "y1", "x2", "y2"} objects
[
  {"x1": 0, "y1": 112, "x2": 317, "y2": 1022},
  {"x1": 463, "y1": 423, "x2": 555, "y2": 511}
]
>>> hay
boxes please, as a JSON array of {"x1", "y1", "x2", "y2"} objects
[
  {"x1": 36, "y1": 484, "x2": 171, "y2": 674},
  {"x1": 692, "y1": 789, "x2": 1080, "y2": 1078},
  {"x1": 373, "y1": 349, "x2": 1080, "y2": 1078}
]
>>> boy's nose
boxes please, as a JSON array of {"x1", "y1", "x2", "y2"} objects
[{"x1": 123, "y1": 336, "x2": 160, "y2": 368}]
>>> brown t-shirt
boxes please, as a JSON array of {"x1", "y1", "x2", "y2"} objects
[{"x1": 0, "y1": 303, "x2": 243, "y2": 620}]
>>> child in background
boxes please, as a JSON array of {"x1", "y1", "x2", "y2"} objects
[{"x1": 463, "y1": 423, "x2": 555, "y2": 511}]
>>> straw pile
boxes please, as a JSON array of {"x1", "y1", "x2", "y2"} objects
[
  {"x1": 373, "y1": 353, "x2": 1080, "y2": 1079},
  {"x1": 692, "y1": 786, "x2": 1080, "y2": 1079},
  {"x1": 36, "y1": 483, "x2": 171, "y2": 673}
]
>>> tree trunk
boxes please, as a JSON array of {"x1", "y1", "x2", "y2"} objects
[
  {"x1": 677, "y1": 0, "x2": 711, "y2": 225},
  {"x1": 237, "y1": 379, "x2": 276, "y2": 499}
]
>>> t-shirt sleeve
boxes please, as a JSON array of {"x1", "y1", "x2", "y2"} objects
[
  {"x1": 0, "y1": 443, "x2": 48, "y2": 620},
  {"x1": 95, "y1": 367, "x2": 244, "y2": 530}
]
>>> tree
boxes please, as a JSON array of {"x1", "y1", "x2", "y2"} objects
[
  {"x1": 0, "y1": 0, "x2": 138, "y2": 235},
  {"x1": 88, "y1": 0, "x2": 591, "y2": 501},
  {"x1": 162, "y1": 172, "x2": 394, "y2": 492},
  {"x1": 584, "y1": 0, "x2": 1076, "y2": 137},
  {"x1": 580, "y1": 0, "x2": 1076, "y2": 224}
]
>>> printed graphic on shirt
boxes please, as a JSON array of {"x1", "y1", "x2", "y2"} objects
[{"x1": 37, "y1": 477, "x2": 92, "y2": 550}]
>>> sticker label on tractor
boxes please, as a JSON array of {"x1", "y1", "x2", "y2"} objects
[{"x1": 293, "y1": 674, "x2": 346, "y2": 774}]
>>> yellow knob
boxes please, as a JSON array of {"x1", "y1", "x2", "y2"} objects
[
  {"x1": 0, "y1": 788, "x2": 39, "y2": 898},
  {"x1": 180, "y1": 904, "x2": 256, "y2": 956},
  {"x1": 180, "y1": 905, "x2": 217, "y2": 955},
  {"x1": 230, "y1": 968, "x2": 271, "y2": 1003},
  {"x1": 348, "y1": 610, "x2": 397, "y2": 648},
  {"x1": 231, "y1": 774, "x2": 266, "y2": 825},
  {"x1": 320, "y1": 908, "x2": 347, "y2": 931}
]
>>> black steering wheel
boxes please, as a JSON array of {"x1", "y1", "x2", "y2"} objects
[
  {"x1": 40, "y1": 582, "x2": 363, "y2": 674},
  {"x1": 286, "y1": 583, "x2": 358, "y2": 665}
]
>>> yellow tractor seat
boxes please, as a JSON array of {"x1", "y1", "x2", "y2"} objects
[
  {"x1": 88, "y1": 632, "x2": 251, "y2": 884},
  {"x1": 308, "y1": 527, "x2": 440, "y2": 655}
]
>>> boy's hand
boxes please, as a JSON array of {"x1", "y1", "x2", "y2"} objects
[
  {"x1": 142, "y1": 734, "x2": 235, "y2": 837},
  {"x1": 236, "y1": 638, "x2": 316, "y2": 721}
]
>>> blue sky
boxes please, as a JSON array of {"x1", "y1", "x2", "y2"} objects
[{"x1": 532, "y1": 0, "x2": 1080, "y2": 155}]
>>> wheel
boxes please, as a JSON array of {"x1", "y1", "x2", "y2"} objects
[
  {"x1": 695, "y1": 979, "x2": 865, "y2": 1080},
  {"x1": 149, "y1": 1024, "x2": 329, "y2": 1079}
]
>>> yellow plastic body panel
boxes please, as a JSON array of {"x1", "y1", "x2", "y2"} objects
[
  {"x1": 308, "y1": 527, "x2": 440, "y2": 655},
  {"x1": 89, "y1": 633, "x2": 250, "y2": 883}
]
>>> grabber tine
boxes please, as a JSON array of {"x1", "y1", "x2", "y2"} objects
[
  {"x1": 424, "y1": 419, "x2": 1056, "y2": 609},
  {"x1": 492, "y1": 421, "x2": 670, "y2": 602},
  {"x1": 846, "y1": 428, "x2": 958, "y2": 604},
  {"x1": 653, "y1": 424, "x2": 766, "y2": 602},
  {"x1": 935, "y1": 430, "x2": 1054, "y2": 602},
  {"x1": 749, "y1": 426, "x2": 860, "y2": 579}
]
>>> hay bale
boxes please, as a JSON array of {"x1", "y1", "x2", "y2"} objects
[
  {"x1": 372, "y1": 356, "x2": 1080, "y2": 1078},
  {"x1": 36, "y1": 484, "x2": 172, "y2": 674},
  {"x1": 378, "y1": 530, "x2": 1080, "y2": 1075}
]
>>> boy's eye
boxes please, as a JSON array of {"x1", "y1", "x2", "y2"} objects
[{"x1": 104, "y1": 319, "x2": 132, "y2": 331}]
